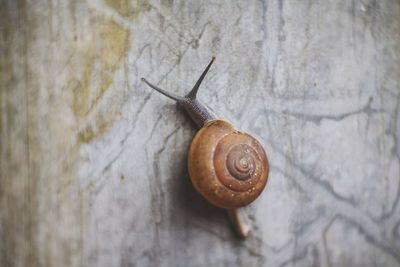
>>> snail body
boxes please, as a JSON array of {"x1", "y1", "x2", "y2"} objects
[{"x1": 142, "y1": 57, "x2": 269, "y2": 237}]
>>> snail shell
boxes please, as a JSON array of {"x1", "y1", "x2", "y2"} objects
[{"x1": 188, "y1": 120, "x2": 269, "y2": 209}]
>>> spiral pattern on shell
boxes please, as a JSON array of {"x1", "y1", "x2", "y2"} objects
[{"x1": 188, "y1": 120, "x2": 269, "y2": 209}]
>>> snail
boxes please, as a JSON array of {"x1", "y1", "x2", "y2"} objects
[{"x1": 141, "y1": 57, "x2": 269, "y2": 238}]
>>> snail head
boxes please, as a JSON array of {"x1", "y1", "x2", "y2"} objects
[{"x1": 141, "y1": 57, "x2": 216, "y2": 127}]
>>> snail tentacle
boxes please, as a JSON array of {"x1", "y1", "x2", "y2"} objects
[
  {"x1": 187, "y1": 56, "x2": 215, "y2": 99},
  {"x1": 141, "y1": 78, "x2": 185, "y2": 102}
]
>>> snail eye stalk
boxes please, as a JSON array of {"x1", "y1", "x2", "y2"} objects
[{"x1": 186, "y1": 56, "x2": 215, "y2": 100}]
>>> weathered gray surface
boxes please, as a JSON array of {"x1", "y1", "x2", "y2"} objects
[{"x1": 1, "y1": 0, "x2": 400, "y2": 266}]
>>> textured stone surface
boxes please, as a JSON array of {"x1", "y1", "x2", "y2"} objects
[{"x1": 1, "y1": 0, "x2": 400, "y2": 266}]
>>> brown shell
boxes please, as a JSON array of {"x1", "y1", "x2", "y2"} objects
[{"x1": 188, "y1": 120, "x2": 269, "y2": 209}]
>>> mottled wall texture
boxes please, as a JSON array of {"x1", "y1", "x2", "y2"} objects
[{"x1": 1, "y1": 0, "x2": 399, "y2": 266}]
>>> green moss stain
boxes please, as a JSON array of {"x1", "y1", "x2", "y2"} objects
[
  {"x1": 72, "y1": 55, "x2": 93, "y2": 119},
  {"x1": 77, "y1": 125, "x2": 95, "y2": 144},
  {"x1": 100, "y1": 21, "x2": 128, "y2": 69},
  {"x1": 78, "y1": 111, "x2": 114, "y2": 144},
  {"x1": 69, "y1": 2, "x2": 152, "y2": 144},
  {"x1": 105, "y1": 0, "x2": 150, "y2": 18},
  {"x1": 72, "y1": 20, "x2": 129, "y2": 143}
]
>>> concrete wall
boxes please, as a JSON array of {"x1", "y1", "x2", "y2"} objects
[{"x1": 1, "y1": 0, "x2": 399, "y2": 266}]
